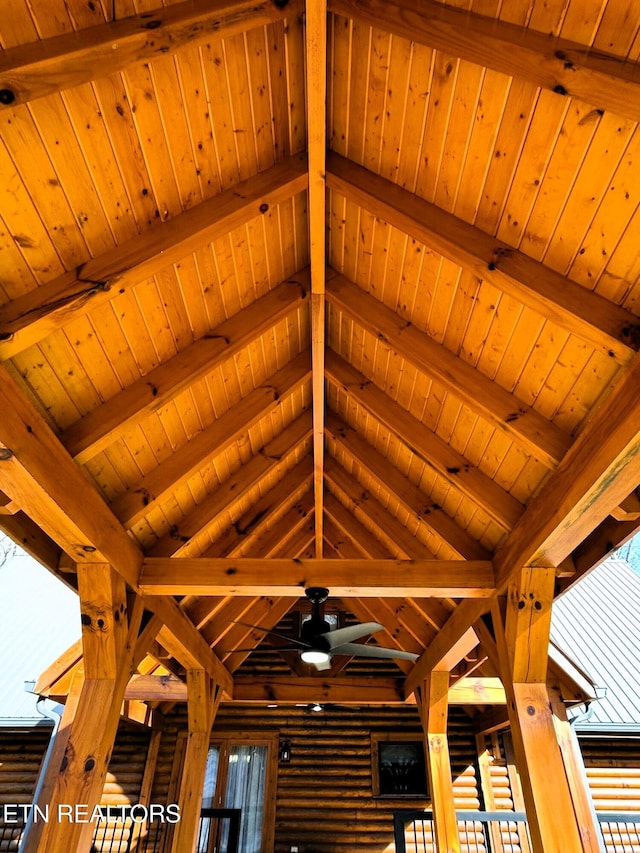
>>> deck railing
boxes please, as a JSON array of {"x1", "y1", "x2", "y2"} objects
[
  {"x1": 0, "y1": 806, "x2": 240, "y2": 853},
  {"x1": 393, "y1": 809, "x2": 531, "y2": 853},
  {"x1": 394, "y1": 809, "x2": 640, "y2": 853},
  {"x1": 598, "y1": 812, "x2": 640, "y2": 852}
]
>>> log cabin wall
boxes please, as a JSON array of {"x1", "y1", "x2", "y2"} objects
[
  {"x1": 0, "y1": 728, "x2": 50, "y2": 818},
  {"x1": 150, "y1": 703, "x2": 481, "y2": 853},
  {"x1": 0, "y1": 724, "x2": 150, "y2": 815},
  {"x1": 579, "y1": 736, "x2": 640, "y2": 813}
]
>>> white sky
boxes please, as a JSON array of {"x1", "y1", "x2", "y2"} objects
[{"x1": 0, "y1": 541, "x2": 80, "y2": 720}]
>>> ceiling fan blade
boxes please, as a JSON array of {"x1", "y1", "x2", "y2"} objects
[
  {"x1": 321, "y1": 622, "x2": 384, "y2": 649},
  {"x1": 331, "y1": 642, "x2": 419, "y2": 661},
  {"x1": 312, "y1": 657, "x2": 333, "y2": 671}
]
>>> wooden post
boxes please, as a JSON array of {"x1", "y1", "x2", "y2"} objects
[
  {"x1": 170, "y1": 670, "x2": 222, "y2": 853},
  {"x1": 494, "y1": 569, "x2": 589, "y2": 853},
  {"x1": 549, "y1": 689, "x2": 604, "y2": 853},
  {"x1": 24, "y1": 564, "x2": 142, "y2": 853},
  {"x1": 416, "y1": 671, "x2": 461, "y2": 853}
]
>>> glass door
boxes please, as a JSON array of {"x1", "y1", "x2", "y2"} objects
[{"x1": 199, "y1": 739, "x2": 272, "y2": 853}]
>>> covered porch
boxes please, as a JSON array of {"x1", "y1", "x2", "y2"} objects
[{"x1": 1, "y1": 0, "x2": 640, "y2": 849}]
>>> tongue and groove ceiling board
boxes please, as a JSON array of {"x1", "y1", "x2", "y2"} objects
[{"x1": 1, "y1": 0, "x2": 640, "y2": 702}]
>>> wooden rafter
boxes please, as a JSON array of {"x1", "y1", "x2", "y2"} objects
[
  {"x1": 139, "y1": 556, "x2": 495, "y2": 597},
  {"x1": 148, "y1": 412, "x2": 312, "y2": 557},
  {"x1": 405, "y1": 600, "x2": 488, "y2": 696},
  {"x1": 0, "y1": 0, "x2": 304, "y2": 107},
  {"x1": 305, "y1": 0, "x2": 328, "y2": 556},
  {"x1": 110, "y1": 351, "x2": 311, "y2": 527},
  {"x1": 326, "y1": 271, "x2": 572, "y2": 468},
  {"x1": 276, "y1": 519, "x2": 316, "y2": 557},
  {"x1": 147, "y1": 596, "x2": 233, "y2": 695},
  {"x1": 323, "y1": 492, "x2": 393, "y2": 559},
  {"x1": 0, "y1": 158, "x2": 307, "y2": 359},
  {"x1": 202, "y1": 459, "x2": 314, "y2": 558},
  {"x1": 62, "y1": 275, "x2": 310, "y2": 464},
  {"x1": 326, "y1": 350, "x2": 524, "y2": 529},
  {"x1": 243, "y1": 490, "x2": 315, "y2": 558},
  {"x1": 494, "y1": 351, "x2": 640, "y2": 587},
  {"x1": 322, "y1": 514, "x2": 367, "y2": 558},
  {"x1": 326, "y1": 413, "x2": 489, "y2": 560},
  {"x1": 328, "y1": 0, "x2": 640, "y2": 125},
  {"x1": 0, "y1": 363, "x2": 141, "y2": 586},
  {"x1": 324, "y1": 458, "x2": 439, "y2": 560},
  {"x1": 0, "y1": 362, "x2": 231, "y2": 692},
  {"x1": 326, "y1": 153, "x2": 639, "y2": 363}
]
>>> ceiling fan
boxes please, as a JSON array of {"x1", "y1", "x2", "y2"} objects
[{"x1": 235, "y1": 588, "x2": 419, "y2": 672}]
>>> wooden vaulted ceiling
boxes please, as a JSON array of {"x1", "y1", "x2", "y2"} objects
[{"x1": 1, "y1": 0, "x2": 640, "y2": 706}]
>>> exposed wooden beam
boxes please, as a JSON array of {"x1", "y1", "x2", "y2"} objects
[
  {"x1": 494, "y1": 352, "x2": 640, "y2": 588},
  {"x1": 248, "y1": 493, "x2": 314, "y2": 557},
  {"x1": 305, "y1": 0, "x2": 328, "y2": 556},
  {"x1": 0, "y1": 159, "x2": 307, "y2": 359},
  {"x1": 326, "y1": 350, "x2": 524, "y2": 529},
  {"x1": 140, "y1": 556, "x2": 495, "y2": 596},
  {"x1": 323, "y1": 514, "x2": 368, "y2": 559},
  {"x1": 0, "y1": 0, "x2": 303, "y2": 107},
  {"x1": 203, "y1": 458, "x2": 314, "y2": 558},
  {"x1": 324, "y1": 457, "x2": 438, "y2": 559},
  {"x1": 405, "y1": 600, "x2": 489, "y2": 696},
  {"x1": 0, "y1": 362, "x2": 241, "y2": 697},
  {"x1": 146, "y1": 596, "x2": 233, "y2": 696},
  {"x1": 62, "y1": 275, "x2": 310, "y2": 464},
  {"x1": 323, "y1": 492, "x2": 393, "y2": 558},
  {"x1": 0, "y1": 363, "x2": 141, "y2": 586},
  {"x1": 563, "y1": 514, "x2": 640, "y2": 593},
  {"x1": 149, "y1": 412, "x2": 312, "y2": 557},
  {"x1": 232, "y1": 675, "x2": 407, "y2": 703},
  {"x1": 327, "y1": 271, "x2": 571, "y2": 468},
  {"x1": 274, "y1": 518, "x2": 315, "y2": 557},
  {"x1": 328, "y1": 0, "x2": 640, "y2": 125},
  {"x1": 448, "y1": 677, "x2": 506, "y2": 705},
  {"x1": 326, "y1": 154, "x2": 639, "y2": 363},
  {"x1": 111, "y1": 352, "x2": 311, "y2": 526},
  {"x1": 326, "y1": 412, "x2": 490, "y2": 560},
  {"x1": 0, "y1": 511, "x2": 62, "y2": 579},
  {"x1": 125, "y1": 674, "x2": 187, "y2": 702}
]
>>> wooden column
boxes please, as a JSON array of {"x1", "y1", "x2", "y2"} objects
[
  {"x1": 495, "y1": 568, "x2": 588, "y2": 853},
  {"x1": 25, "y1": 564, "x2": 142, "y2": 853},
  {"x1": 416, "y1": 671, "x2": 461, "y2": 853},
  {"x1": 170, "y1": 670, "x2": 222, "y2": 853},
  {"x1": 549, "y1": 689, "x2": 603, "y2": 853}
]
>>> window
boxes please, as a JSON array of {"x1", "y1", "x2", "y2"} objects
[{"x1": 371, "y1": 733, "x2": 429, "y2": 798}]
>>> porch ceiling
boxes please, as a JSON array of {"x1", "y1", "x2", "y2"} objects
[{"x1": 1, "y1": 0, "x2": 640, "y2": 708}]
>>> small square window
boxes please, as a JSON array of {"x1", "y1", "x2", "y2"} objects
[{"x1": 371, "y1": 734, "x2": 428, "y2": 798}]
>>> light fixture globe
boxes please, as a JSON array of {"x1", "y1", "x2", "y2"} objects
[{"x1": 300, "y1": 648, "x2": 331, "y2": 665}]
